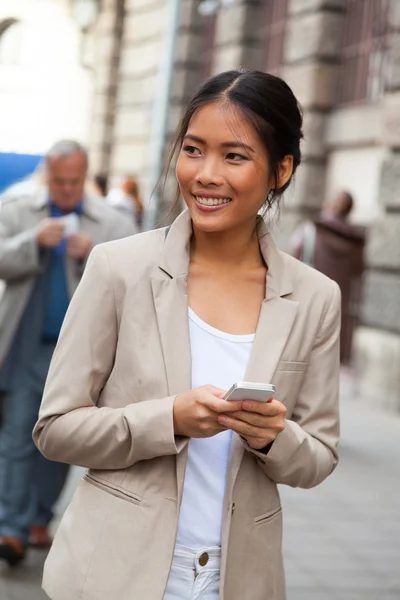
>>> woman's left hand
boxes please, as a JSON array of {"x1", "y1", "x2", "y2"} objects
[{"x1": 217, "y1": 399, "x2": 287, "y2": 450}]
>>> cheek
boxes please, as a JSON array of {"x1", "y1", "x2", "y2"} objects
[
  {"x1": 235, "y1": 166, "x2": 269, "y2": 199},
  {"x1": 176, "y1": 156, "x2": 191, "y2": 189}
]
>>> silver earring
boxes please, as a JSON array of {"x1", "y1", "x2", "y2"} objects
[{"x1": 266, "y1": 190, "x2": 274, "y2": 204}]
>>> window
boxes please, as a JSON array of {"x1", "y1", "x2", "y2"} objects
[
  {"x1": 336, "y1": 0, "x2": 390, "y2": 105},
  {"x1": 261, "y1": 0, "x2": 288, "y2": 74},
  {"x1": 201, "y1": 13, "x2": 217, "y2": 80}
]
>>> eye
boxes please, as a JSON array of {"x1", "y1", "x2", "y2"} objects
[
  {"x1": 182, "y1": 145, "x2": 201, "y2": 156},
  {"x1": 226, "y1": 152, "x2": 248, "y2": 162}
]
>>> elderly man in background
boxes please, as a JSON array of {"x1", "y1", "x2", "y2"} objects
[{"x1": 0, "y1": 140, "x2": 136, "y2": 565}]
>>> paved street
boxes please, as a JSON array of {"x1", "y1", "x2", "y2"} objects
[{"x1": 1, "y1": 376, "x2": 399, "y2": 599}]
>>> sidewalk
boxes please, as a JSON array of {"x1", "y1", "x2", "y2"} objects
[
  {"x1": 1, "y1": 378, "x2": 400, "y2": 599},
  {"x1": 282, "y1": 376, "x2": 400, "y2": 600}
]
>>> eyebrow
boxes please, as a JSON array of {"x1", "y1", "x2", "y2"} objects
[{"x1": 184, "y1": 134, "x2": 255, "y2": 153}]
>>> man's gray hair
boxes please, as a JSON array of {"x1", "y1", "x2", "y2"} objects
[{"x1": 46, "y1": 139, "x2": 88, "y2": 163}]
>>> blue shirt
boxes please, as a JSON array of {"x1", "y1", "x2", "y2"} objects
[{"x1": 42, "y1": 201, "x2": 83, "y2": 341}]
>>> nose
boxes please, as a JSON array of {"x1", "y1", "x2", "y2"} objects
[{"x1": 196, "y1": 156, "x2": 224, "y2": 187}]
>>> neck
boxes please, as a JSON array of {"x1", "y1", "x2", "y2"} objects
[{"x1": 191, "y1": 218, "x2": 264, "y2": 270}]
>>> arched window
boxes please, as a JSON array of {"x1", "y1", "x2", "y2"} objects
[{"x1": 0, "y1": 18, "x2": 22, "y2": 65}]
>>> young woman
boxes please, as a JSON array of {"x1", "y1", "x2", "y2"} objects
[{"x1": 33, "y1": 70, "x2": 340, "y2": 600}]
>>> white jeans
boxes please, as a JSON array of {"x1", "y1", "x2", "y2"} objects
[{"x1": 163, "y1": 545, "x2": 220, "y2": 600}]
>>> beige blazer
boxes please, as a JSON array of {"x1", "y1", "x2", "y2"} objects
[
  {"x1": 0, "y1": 188, "x2": 135, "y2": 362},
  {"x1": 33, "y1": 209, "x2": 341, "y2": 600}
]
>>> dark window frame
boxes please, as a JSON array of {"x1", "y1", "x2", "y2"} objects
[
  {"x1": 261, "y1": 0, "x2": 288, "y2": 75},
  {"x1": 336, "y1": 0, "x2": 390, "y2": 106}
]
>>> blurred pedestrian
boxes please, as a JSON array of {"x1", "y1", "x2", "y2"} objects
[
  {"x1": 107, "y1": 174, "x2": 144, "y2": 230},
  {"x1": 33, "y1": 71, "x2": 340, "y2": 600},
  {"x1": 292, "y1": 191, "x2": 366, "y2": 365},
  {"x1": 92, "y1": 173, "x2": 108, "y2": 198},
  {"x1": 0, "y1": 139, "x2": 135, "y2": 566}
]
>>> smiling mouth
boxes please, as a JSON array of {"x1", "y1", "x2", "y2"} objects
[{"x1": 194, "y1": 196, "x2": 232, "y2": 206}]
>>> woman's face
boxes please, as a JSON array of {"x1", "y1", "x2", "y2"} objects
[{"x1": 176, "y1": 101, "x2": 273, "y2": 234}]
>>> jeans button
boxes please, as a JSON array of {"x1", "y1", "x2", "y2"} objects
[{"x1": 199, "y1": 552, "x2": 209, "y2": 567}]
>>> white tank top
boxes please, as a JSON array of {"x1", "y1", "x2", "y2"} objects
[{"x1": 175, "y1": 308, "x2": 254, "y2": 548}]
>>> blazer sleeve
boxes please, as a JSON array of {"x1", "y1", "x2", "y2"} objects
[
  {"x1": 243, "y1": 280, "x2": 341, "y2": 489},
  {"x1": 33, "y1": 244, "x2": 183, "y2": 470},
  {"x1": 0, "y1": 201, "x2": 43, "y2": 280}
]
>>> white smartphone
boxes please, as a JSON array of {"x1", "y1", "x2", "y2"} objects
[
  {"x1": 60, "y1": 213, "x2": 79, "y2": 237},
  {"x1": 224, "y1": 382, "x2": 275, "y2": 402}
]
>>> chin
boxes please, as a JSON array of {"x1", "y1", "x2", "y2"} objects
[{"x1": 189, "y1": 211, "x2": 233, "y2": 234}]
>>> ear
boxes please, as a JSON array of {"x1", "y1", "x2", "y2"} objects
[{"x1": 276, "y1": 155, "x2": 294, "y2": 190}]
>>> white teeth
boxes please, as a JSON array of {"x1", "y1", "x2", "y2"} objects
[{"x1": 196, "y1": 196, "x2": 231, "y2": 206}]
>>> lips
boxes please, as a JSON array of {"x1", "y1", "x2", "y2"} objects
[
  {"x1": 196, "y1": 196, "x2": 231, "y2": 206},
  {"x1": 192, "y1": 194, "x2": 233, "y2": 213}
]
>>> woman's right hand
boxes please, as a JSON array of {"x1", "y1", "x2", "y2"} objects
[{"x1": 173, "y1": 385, "x2": 242, "y2": 438}]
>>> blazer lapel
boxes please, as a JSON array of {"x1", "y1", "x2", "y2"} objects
[
  {"x1": 151, "y1": 211, "x2": 194, "y2": 501},
  {"x1": 150, "y1": 274, "x2": 191, "y2": 397}
]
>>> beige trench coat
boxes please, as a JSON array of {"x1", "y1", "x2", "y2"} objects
[
  {"x1": 0, "y1": 188, "x2": 135, "y2": 362},
  {"x1": 33, "y1": 209, "x2": 341, "y2": 600}
]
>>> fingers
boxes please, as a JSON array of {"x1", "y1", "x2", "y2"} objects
[
  {"x1": 241, "y1": 399, "x2": 286, "y2": 418},
  {"x1": 217, "y1": 413, "x2": 285, "y2": 440},
  {"x1": 227, "y1": 410, "x2": 267, "y2": 428},
  {"x1": 201, "y1": 392, "x2": 242, "y2": 414}
]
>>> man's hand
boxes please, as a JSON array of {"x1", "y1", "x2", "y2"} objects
[
  {"x1": 217, "y1": 399, "x2": 287, "y2": 450},
  {"x1": 67, "y1": 232, "x2": 92, "y2": 259},
  {"x1": 36, "y1": 219, "x2": 65, "y2": 248}
]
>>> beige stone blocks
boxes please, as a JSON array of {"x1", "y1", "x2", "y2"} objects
[
  {"x1": 212, "y1": 45, "x2": 243, "y2": 74},
  {"x1": 111, "y1": 140, "x2": 150, "y2": 173},
  {"x1": 215, "y1": 4, "x2": 247, "y2": 47},
  {"x1": 285, "y1": 11, "x2": 343, "y2": 63},
  {"x1": 354, "y1": 326, "x2": 400, "y2": 412},
  {"x1": 282, "y1": 62, "x2": 337, "y2": 109},
  {"x1": 362, "y1": 271, "x2": 400, "y2": 331},
  {"x1": 302, "y1": 111, "x2": 326, "y2": 159},
  {"x1": 175, "y1": 29, "x2": 205, "y2": 66},
  {"x1": 366, "y1": 215, "x2": 400, "y2": 270},
  {"x1": 325, "y1": 105, "x2": 382, "y2": 149},
  {"x1": 124, "y1": 4, "x2": 166, "y2": 42},
  {"x1": 125, "y1": 0, "x2": 164, "y2": 12},
  {"x1": 117, "y1": 73, "x2": 158, "y2": 106},
  {"x1": 379, "y1": 154, "x2": 400, "y2": 210},
  {"x1": 284, "y1": 161, "x2": 326, "y2": 209},
  {"x1": 120, "y1": 38, "x2": 164, "y2": 77},
  {"x1": 382, "y1": 93, "x2": 400, "y2": 148},
  {"x1": 114, "y1": 107, "x2": 152, "y2": 139}
]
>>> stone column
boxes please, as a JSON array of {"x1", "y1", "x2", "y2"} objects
[
  {"x1": 279, "y1": 0, "x2": 346, "y2": 244},
  {"x1": 90, "y1": 0, "x2": 125, "y2": 177},
  {"x1": 355, "y1": 0, "x2": 400, "y2": 411}
]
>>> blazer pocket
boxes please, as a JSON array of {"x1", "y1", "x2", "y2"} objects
[
  {"x1": 254, "y1": 505, "x2": 282, "y2": 526},
  {"x1": 275, "y1": 360, "x2": 307, "y2": 373},
  {"x1": 84, "y1": 473, "x2": 143, "y2": 506}
]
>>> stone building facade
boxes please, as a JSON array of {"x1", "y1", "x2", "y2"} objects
[{"x1": 90, "y1": 0, "x2": 400, "y2": 411}]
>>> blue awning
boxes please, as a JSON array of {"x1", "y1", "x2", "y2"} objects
[{"x1": 0, "y1": 152, "x2": 43, "y2": 194}]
